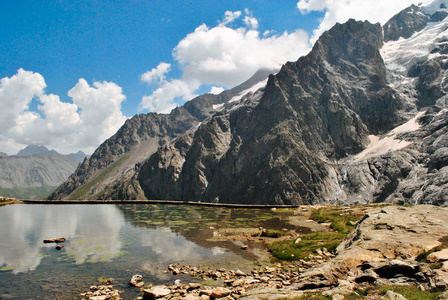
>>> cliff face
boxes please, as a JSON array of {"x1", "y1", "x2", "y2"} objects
[
  {"x1": 137, "y1": 19, "x2": 410, "y2": 205},
  {"x1": 50, "y1": 1, "x2": 448, "y2": 205},
  {"x1": 48, "y1": 69, "x2": 275, "y2": 200}
]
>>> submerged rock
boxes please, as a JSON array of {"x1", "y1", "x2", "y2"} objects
[
  {"x1": 43, "y1": 237, "x2": 66, "y2": 243},
  {"x1": 129, "y1": 274, "x2": 144, "y2": 288}
]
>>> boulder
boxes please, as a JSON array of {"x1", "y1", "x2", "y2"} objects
[
  {"x1": 143, "y1": 286, "x2": 171, "y2": 300},
  {"x1": 295, "y1": 260, "x2": 349, "y2": 290},
  {"x1": 436, "y1": 290, "x2": 448, "y2": 300},
  {"x1": 43, "y1": 237, "x2": 66, "y2": 243},
  {"x1": 430, "y1": 270, "x2": 448, "y2": 292},
  {"x1": 336, "y1": 206, "x2": 448, "y2": 268},
  {"x1": 383, "y1": 290, "x2": 407, "y2": 300},
  {"x1": 428, "y1": 249, "x2": 448, "y2": 263},
  {"x1": 129, "y1": 274, "x2": 144, "y2": 288},
  {"x1": 209, "y1": 287, "x2": 231, "y2": 299}
]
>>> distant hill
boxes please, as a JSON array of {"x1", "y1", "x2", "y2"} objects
[
  {"x1": 67, "y1": 151, "x2": 88, "y2": 163},
  {"x1": 0, "y1": 146, "x2": 87, "y2": 199},
  {"x1": 16, "y1": 145, "x2": 58, "y2": 157}
]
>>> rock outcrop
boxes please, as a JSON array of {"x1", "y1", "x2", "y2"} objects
[
  {"x1": 136, "y1": 18, "x2": 408, "y2": 205},
  {"x1": 47, "y1": 69, "x2": 275, "y2": 200}
]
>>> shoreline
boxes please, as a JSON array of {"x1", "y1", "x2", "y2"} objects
[{"x1": 20, "y1": 199, "x2": 302, "y2": 209}]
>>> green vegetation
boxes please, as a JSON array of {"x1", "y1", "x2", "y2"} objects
[
  {"x1": 374, "y1": 285, "x2": 441, "y2": 300},
  {"x1": 269, "y1": 231, "x2": 345, "y2": 260},
  {"x1": 309, "y1": 207, "x2": 363, "y2": 234},
  {"x1": 269, "y1": 206, "x2": 365, "y2": 261},
  {"x1": 0, "y1": 186, "x2": 56, "y2": 200},
  {"x1": 283, "y1": 285, "x2": 441, "y2": 300},
  {"x1": 68, "y1": 153, "x2": 130, "y2": 200},
  {"x1": 417, "y1": 235, "x2": 448, "y2": 263},
  {"x1": 253, "y1": 229, "x2": 287, "y2": 238}
]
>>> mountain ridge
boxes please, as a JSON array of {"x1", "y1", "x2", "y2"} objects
[
  {"x1": 47, "y1": 68, "x2": 276, "y2": 200},
  {"x1": 49, "y1": 0, "x2": 448, "y2": 205}
]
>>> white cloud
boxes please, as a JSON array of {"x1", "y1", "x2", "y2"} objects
[
  {"x1": 243, "y1": 9, "x2": 259, "y2": 29},
  {"x1": 174, "y1": 24, "x2": 309, "y2": 87},
  {"x1": 67, "y1": 79, "x2": 127, "y2": 149},
  {"x1": 139, "y1": 9, "x2": 311, "y2": 113},
  {"x1": 297, "y1": 0, "x2": 419, "y2": 43},
  {"x1": 140, "y1": 79, "x2": 200, "y2": 113},
  {"x1": 0, "y1": 69, "x2": 127, "y2": 154},
  {"x1": 210, "y1": 86, "x2": 225, "y2": 95},
  {"x1": 141, "y1": 62, "x2": 171, "y2": 84},
  {"x1": 220, "y1": 10, "x2": 242, "y2": 26},
  {"x1": 243, "y1": 16, "x2": 259, "y2": 29}
]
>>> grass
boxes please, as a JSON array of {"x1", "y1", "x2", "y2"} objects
[
  {"x1": 0, "y1": 186, "x2": 56, "y2": 200},
  {"x1": 283, "y1": 285, "x2": 441, "y2": 300},
  {"x1": 68, "y1": 153, "x2": 130, "y2": 200},
  {"x1": 269, "y1": 206, "x2": 365, "y2": 261},
  {"x1": 253, "y1": 229, "x2": 287, "y2": 238},
  {"x1": 269, "y1": 231, "x2": 346, "y2": 260},
  {"x1": 417, "y1": 235, "x2": 448, "y2": 263},
  {"x1": 309, "y1": 207, "x2": 363, "y2": 234}
]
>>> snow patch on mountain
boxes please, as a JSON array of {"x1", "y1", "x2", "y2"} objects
[
  {"x1": 228, "y1": 79, "x2": 268, "y2": 103},
  {"x1": 421, "y1": 0, "x2": 448, "y2": 15},
  {"x1": 353, "y1": 111, "x2": 425, "y2": 162},
  {"x1": 381, "y1": 19, "x2": 448, "y2": 73}
]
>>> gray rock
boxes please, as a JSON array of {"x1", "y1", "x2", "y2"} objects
[
  {"x1": 383, "y1": 290, "x2": 407, "y2": 300},
  {"x1": 436, "y1": 290, "x2": 448, "y2": 300}
]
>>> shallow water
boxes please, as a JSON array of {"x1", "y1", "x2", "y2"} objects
[{"x1": 0, "y1": 203, "x2": 300, "y2": 299}]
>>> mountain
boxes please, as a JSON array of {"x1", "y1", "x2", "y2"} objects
[
  {"x1": 66, "y1": 151, "x2": 89, "y2": 163},
  {"x1": 0, "y1": 145, "x2": 87, "y2": 199},
  {"x1": 47, "y1": 68, "x2": 276, "y2": 200},
  {"x1": 16, "y1": 145, "x2": 88, "y2": 163},
  {"x1": 49, "y1": 0, "x2": 448, "y2": 205},
  {"x1": 16, "y1": 145, "x2": 59, "y2": 157},
  {"x1": 0, "y1": 153, "x2": 79, "y2": 200}
]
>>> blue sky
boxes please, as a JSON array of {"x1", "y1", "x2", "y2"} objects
[{"x1": 0, "y1": 0, "x2": 419, "y2": 154}]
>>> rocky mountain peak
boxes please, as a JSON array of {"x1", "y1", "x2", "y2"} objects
[
  {"x1": 314, "y1": 19, "x2": 383, "y2": 63},
  {"x1": 383, "y1": 0, "x2": 448, "y2": 42},
  {"x1": 49, "y1": 1, "x2": 448, "y2": 206}
]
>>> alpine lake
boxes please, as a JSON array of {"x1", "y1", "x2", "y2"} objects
[{"x1": 0, "y1": 203, "x2": 309, "y2": 299}]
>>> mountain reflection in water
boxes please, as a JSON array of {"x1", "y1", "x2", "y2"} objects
[{"x1": 0, "y1": 203, "x2": 295, "y2": 299}]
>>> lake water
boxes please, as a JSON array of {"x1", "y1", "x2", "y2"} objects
[{"x1": 0, "y1": 203, "x2": 300, "y2": 299}]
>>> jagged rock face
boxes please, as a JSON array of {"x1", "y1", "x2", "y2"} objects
[
  {"x1": 50, "y1": 1, "x2": 448, "y2": 205},
  {"x1": 47, "y1": 110, "x2": 198, "y2": 200},
  {"x1": 137, "y1": 19, "x2": 409, "y2": 205},
  {"x1": 383, "y1": 5, "x2": 429, "y2": 42},
  {"x1": 48, "y1": 69, "x2": 275, "y2": 200}
]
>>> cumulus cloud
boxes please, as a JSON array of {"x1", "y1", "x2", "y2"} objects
[
  {"x1": 140, "y1": 9, "x2": 311, "y2": 113},
  {"x1": 209, "y1": 86, "x2": 225, "y2": 95},
  {"x1": 140, "y1": 79, "x2": 200, "y2": 113},
  {"x1": 220, "y1": 10, "x2": 242, "y2": 26},
  {"x1": 0, "y1": 69, "x2": 127, "y2": 154},
  {"x1": 141, "y1": 62, "x2": 171, "y2": 84},
  {"x1": 297, "y1": 0, "x2": 419, "y2": 43}
]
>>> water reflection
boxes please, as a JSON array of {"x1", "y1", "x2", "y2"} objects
[
  {"x1": 0, "y1": 204, "x2": 124, "y2": 273},
  {"x1": 0, "y1": 203, "x2": 297, "y2": 299}
]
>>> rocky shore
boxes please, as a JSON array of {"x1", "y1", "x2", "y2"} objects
[
  {"x1": 0, "y1": 196, "x2": 21, "y2": 206},
  {"x1": 78, "y1": 205, "x2": 448, "y2": 300}
]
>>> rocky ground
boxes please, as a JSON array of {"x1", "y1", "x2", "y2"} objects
[
  {"x1": 79, "y1": 205, "x2": 448, "y2": 300},
  {"x1": 0, "y1": 196, "x2": 21, "y2": 206}
]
